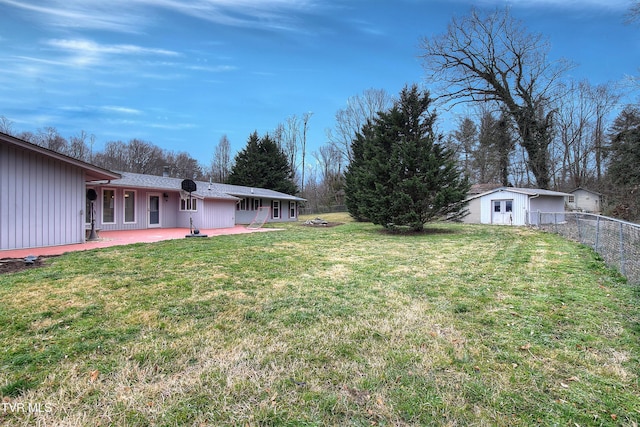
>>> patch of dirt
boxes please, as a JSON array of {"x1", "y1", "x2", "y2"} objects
[
  {"x1": 300, "y1": 222, "x2": 344, "y2": 228},
  {"x1": 0, "y1": 256, "x2": 57, "y2": 275}
]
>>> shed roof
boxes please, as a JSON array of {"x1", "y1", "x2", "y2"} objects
[
  {"x1": 466, "y1": 187, "x2": 571, "y2": 201},
  {"x1": 99, "y1": 172, "x2": 306, "y2": 202},
  {"x1": 570, "y1": 187, "x2": 602, "y2": 196}
]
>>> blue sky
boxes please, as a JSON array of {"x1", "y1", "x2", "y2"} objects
[{"x1": 0, "y1": 0, "x2": 637, "y2": 165}]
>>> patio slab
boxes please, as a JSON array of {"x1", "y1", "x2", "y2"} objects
[{"x1": 0, "y1": 226, "x2": 281, "y2": 259}]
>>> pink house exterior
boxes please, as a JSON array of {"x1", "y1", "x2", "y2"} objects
[
  {"x1": 1, "y1": 133, "x2": 305, "y2": 250},
  {"x1": 0, "y1": 132, "x2": 120, "y2": 250},
  {"x1": 87, "y1": 172, "x2": 305, "y2": 233}
]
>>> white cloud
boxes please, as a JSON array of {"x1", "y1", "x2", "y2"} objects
[
  {"x1": 186, "y1": 64, "x2": 237, "y2": 72},
  {"x1": 0, "y1": 0, "x2": 147, "y2": 32},
  {"x1": 46, "y1": 39, "x2": 180, "y2": 57},
  {"x1": 0, "y1": 0, "x2": 319, "y2": 33},
  {"x1": 41, "y1": 38, "x2": 181, "y2": 68},
  {"x1": 462, "y1": 0, "x2": 633, "y2": 11},
  {"x1": 101, "y1": 106, "x2": 144, "y2": 115}
]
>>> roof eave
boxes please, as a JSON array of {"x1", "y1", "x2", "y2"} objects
[{"x1": 2, "y1": 132, "x2": 120, "y2": 181}]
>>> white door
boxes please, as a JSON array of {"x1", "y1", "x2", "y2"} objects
[
  {"x1": 148, "y1": 194, "x2": 161, "y2": 228},
  {"x1": 492, "y1": 199, "x2": 513, "y2": 225}
]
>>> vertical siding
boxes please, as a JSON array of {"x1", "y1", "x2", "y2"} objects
[
  {"x1": 480, "y1": 191, "x2": 529, "y2": 226},
  {"x1": 0, "y1": 144, "x2": 84, "y2": 250},
  {"x1": 200, "y1": 200, "x2": 236, "y2": 228},
  {"x1": 91, "y1": 188, "x2": 182, "y2": 231}
]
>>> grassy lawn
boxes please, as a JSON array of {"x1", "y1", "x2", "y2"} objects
[{"x1": 1, "y1": 213, "x2": 639, "y2": 426}]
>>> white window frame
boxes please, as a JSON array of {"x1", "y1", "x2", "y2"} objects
[
  {"x1": 102, "y1": 188, "x2": 116, "y2": 224},
  {"x1": 123, "y1": 190, "x2": 137, "y2": 224},
  {"x1": 180, "y1": 196, "x2": 198, "y2": 212},
  {"x1": 289, "y1": 201, "x2": 297, "y2": 219},
  {"x1": 272, "y1": 200, "x2": 280, "y2": 219}
]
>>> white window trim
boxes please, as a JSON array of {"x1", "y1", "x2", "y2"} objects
[
  {"x1": 272, "y1": 200, "x2": 280, "y2": 219},
  {"x1": 180, "y1": 196, "x2": 198, "y2": 212},
  {"x1": 289, "y1": 201, "x2": 297, "y2": 218}
]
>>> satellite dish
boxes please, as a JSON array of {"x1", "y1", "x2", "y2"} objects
[
  {"x1": 87, "y1": 189, "x2": 98, "y2": 201},
  {"x1": 181, "y1": 179, "x2": 197, "y2": 193}
]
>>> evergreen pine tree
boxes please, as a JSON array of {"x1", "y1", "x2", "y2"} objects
[
  {"x1": 344, "y1": 85, "x2": 469, "y2": 232},
  {"x1": 228, "y1": 131, "x2": 298, "y2": 195}
]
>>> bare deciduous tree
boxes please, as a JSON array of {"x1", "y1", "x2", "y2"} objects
[
  {"x1": 450, "y1": 117, "x2": 477, "y2": 180},
  {"x1": 326, "y1": 88, "x2": 392, "y2": 165},
  {"x1": 127, "y1": 139, "x2": 164, "y2": 174},
  {"x1": 211, "y1": 134, "x2": 233, "y2": 182},
  {"x1": 36, "y1": 127, "x2": 68, "y2": 153},
  {"x1": 420, "y1": 7, "x2": 573, "y2": 189},
  {"x1": 301, "y1": 111, "x2": 313, "y2": 192},
  {"x1": 93, "y1": 140, "x2": 129, "y2": 171},
  {"x1": 0, "y1": 116, "x2": 14, "y2": 135},
  {"x1": 550, "y1": 80, "x2": 621, "y2": 189},
  {"x1": 626, "y1": 0, "x2": 640, "y2": 23},
  {"x1": 68, "y1": 130, "x2": 93, "y2": 162}
]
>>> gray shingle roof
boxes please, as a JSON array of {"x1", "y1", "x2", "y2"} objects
[{"x1": 104, "y1": 172, "x2": 305, "y2": 202}]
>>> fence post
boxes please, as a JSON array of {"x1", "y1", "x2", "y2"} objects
[
  {"x1": 619, "y1": 222, "x2": 626, "y2": 277},
  {"x1": 577, "y1": 214, "x2": 582, "y2": 243},
  {"x1": 595, "y1": 216, "x2": 600, "y2": 253},
  {"x1": 554, "y1": 213, "x2": 558, "y2": 233}
]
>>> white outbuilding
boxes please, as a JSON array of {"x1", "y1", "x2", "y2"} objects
[{"x1": 463, "y1": 187, "x2": 570, "y2": 226}]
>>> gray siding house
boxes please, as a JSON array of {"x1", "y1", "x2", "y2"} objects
[
  {"x1": 0, "y1": 132, "x2": 120, "y2": 250},
  {"x1": 463, "y1": 187, "x2": 569, "y2": 226}
]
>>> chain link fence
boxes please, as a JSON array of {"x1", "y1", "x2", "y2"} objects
[
  {"x1": 532, "y1": 212, "x2": 640, "y2": 285},
  {"x1": 299, "y1": 205, "x2": 347, "y2": 216}
]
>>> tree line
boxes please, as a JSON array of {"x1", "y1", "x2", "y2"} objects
[{"x1": 2, "y1": 5, "x2": 639, "y2": 223}]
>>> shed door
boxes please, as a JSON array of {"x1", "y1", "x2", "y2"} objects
[{"x1": 492, "y1": 199, "x2": 513, "y2": 225}]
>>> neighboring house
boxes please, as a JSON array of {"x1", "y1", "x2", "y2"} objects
[
  {"x1": 462, "y1": 187, "x2": 569, "y2": 226},
  {"x1": 0, "y1": 132, "x2": 120, "y2": 251},
  {"x1": 1, "y1": 133, "x2": 305, "y2": 251},
  {"x1": 566, "y1": 188, "x2": 602, "y2": 213},
  {"x1": 88, "y1": 172, "x2": 305, "y2": 232}
]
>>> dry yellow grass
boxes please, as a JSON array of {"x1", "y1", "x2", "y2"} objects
[{"x1": 0, "y1": 220, "x2": 638, "y2": 426}]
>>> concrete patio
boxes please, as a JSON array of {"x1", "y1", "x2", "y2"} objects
[{"x1": 0, "y1": 226, "x2": 281, "y2": 259}]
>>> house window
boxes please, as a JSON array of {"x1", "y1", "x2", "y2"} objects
[
  {"x1": 124, "y1": 190, "x2": 136, "y2": 223},
  {"x1": 253, "y1": 198, "x2": 262, "y2": 211},
  {"x1": 567, "y1": 195, "x2": 575, "y2": 203},
  {"x1": 237, "y1": 198, "x2": 247, "y2": 211},
  {"x1": 289, "y1": 201, "x2": 297, "y2": 218},
  {"x1": 505, "y1": 200, "x2": 513, "y2": 212},
  {"x1": 493, "y1": 201, "x2": 501, "y2": 213},
  {"x1": 180, "y1": 197, "x2": 197, "y2": 211},
  {"x1": 272, "y1": 200, "x2": 280, "y2": 219},
  {"x1": 103, "y1": 189, "x2": 115, "y2": 223}
]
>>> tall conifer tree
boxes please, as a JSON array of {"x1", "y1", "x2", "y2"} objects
[
  {"x1": 228, "y1": 131, "x2": 298, "y2": 195},
  {"x1": 345, "y1": 85, "x2": 469, "y2": 231}
]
